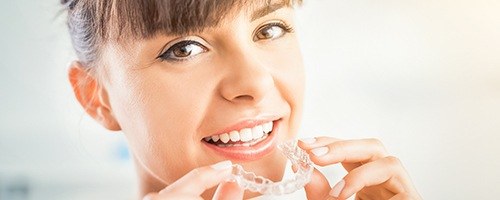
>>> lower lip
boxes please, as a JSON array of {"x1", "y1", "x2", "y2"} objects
[{"x1": 202, "y1": 120, "x2": 280, "y2": 162}]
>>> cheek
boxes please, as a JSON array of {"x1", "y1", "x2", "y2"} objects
[
  {"x1": 268, "y1": 37, "x2": 306, "y2": 97},
  {"x1": 105, "y1": 67, "x2": 215, "y2": 182},
  {"x1": 271, "y1": 44, "x2": 305, "y2": 135}
]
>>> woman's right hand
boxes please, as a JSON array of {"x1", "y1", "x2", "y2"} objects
[{"x1": 143, "y1": 160, "x2": 244, "y2": 200}]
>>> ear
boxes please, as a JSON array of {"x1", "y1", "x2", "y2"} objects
[{"x1": 68, "y1": 61, "x2": 121, "y2": 131}]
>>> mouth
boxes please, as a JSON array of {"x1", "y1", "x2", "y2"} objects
[{"x1": 201, "y1": 119, "x2": 280, "y2": 162}]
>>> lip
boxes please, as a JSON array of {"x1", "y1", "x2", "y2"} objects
[
  {"x1": 202, "y1": 119, "x2": 281, "y2": 162},
  {"x1": 207, "y1": 115, "x2": 280, "y2": 138}
]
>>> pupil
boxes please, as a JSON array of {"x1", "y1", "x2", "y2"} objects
[
  {"x1": 263, "y1": 26, "x2": 281, "y2": 39},
  {"x1": 175, "y1": 45, "x2": 192, "y2": 57},
  {"x1": 264, "y1": 28, "x2": 274, "y2": 38}
]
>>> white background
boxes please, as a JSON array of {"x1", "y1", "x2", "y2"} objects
[{"x1": 1, "y1": 0, "x2": 499, "y2": 199}]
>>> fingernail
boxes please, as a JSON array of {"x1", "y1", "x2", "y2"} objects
[
  {"x1": 311, "y1": 146, "x2": 329, "y2": 157},
  {"x1": 329, "y1": 179, "x2": 345, "y2": 198},
  {"x1": 211, "y1": 160, "x2": 233, "y2": 170},
  {"x1": 299, "y1": 137, "x2": 316, "y2": 144}
]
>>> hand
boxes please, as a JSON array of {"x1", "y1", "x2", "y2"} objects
[
  {"x1": 143, "y1": 160, "x2": 244, "y2": 200},
  {"x1": 298, "y1": 137, "x2": 422, "y2": 200}
]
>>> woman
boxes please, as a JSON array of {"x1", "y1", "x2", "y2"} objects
[{"x1": 62, "y1": 0, "x2": 422, "y2": 199}]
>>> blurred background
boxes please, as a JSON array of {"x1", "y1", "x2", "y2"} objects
[{"x1": 1, "y1": 0, "x2": 499, "y2": 199}]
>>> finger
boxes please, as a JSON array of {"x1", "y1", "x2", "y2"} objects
[
  {"x1": 143, "y1": 193, "x2": 159, "y2": 200},
  {"x1": 303, "y1": 138, "x2": 388, "y2": 167},
  {"x1": 331, "y1": 156, "x2": 410, "y2": 200},
  {"x1": 161, "y1": 160, "x2": 233, "y2": 196},
  {"x1": 144, "y1": 193, "x2": 202, "y2": 200},
  {"x1": 303, "y1": 167, "x2": 332, "y2": 200},
  {"x1": 212, "y1": 181, "x2": 244, "y2": 200},
  {"x1": 298, "y1": 136, "x2": 341, "y2": 149}
]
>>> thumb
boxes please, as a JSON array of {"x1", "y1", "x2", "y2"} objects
[
  {"x1": 304, "y1": 168, "x2": 332, "y2": 200},
  {"x1": 212, "y1": 181, "x2": 244, "y2": 200}
]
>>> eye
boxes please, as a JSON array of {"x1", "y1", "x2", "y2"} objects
[
  {"x1": 158, "y1": 40, "x2": 208, "y2": 62},
  {"x1": 254, "y1": 21, "x2": 294, "y2": 41}
]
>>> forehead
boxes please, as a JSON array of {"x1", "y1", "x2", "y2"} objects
[{"x1": 102, "y1": 0, "x2": 299, "y2": 41}]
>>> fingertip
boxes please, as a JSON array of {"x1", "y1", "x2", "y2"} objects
[
  {"x1": 299, "y1": 137, "x2": 317, "y2": 145},
  {"x1": 210, "y1": 160, "x2": 233, "y2": 170},
  {"x1": 335, "y1": 179, "x2": 357, "y2": 200},
  {"x1": 304, "y1": 168, "x2": 331, "y2": 200},
  {"x1": 208, "y1": 160, "x2": 234, "y2": 180},
  {"x1": 169, "y1": 161, "x2": 235, "y2": 195}
]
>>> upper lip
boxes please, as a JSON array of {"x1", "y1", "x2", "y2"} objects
[{"x1": 203, "y1": 115, "x2": 280, "y2": 139}]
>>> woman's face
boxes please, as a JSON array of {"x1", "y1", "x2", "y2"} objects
[{"x1": 97, "y1": 2, "x2": 304, "y2": 197}]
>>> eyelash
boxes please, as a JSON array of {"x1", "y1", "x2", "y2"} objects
[
  {"x1": 157, "y1": 21, "x2": 294, "y2": 62},
  {"x1": 157, "y1": 40, "x2": 207, "y2": 63},
  {"x1": 255, "y1": 21, "x2": 295, "y2": 39}
]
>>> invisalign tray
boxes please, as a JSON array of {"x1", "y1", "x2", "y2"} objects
[{"x1": 230, "y1": 140, "x2": 313, "y2": 195}]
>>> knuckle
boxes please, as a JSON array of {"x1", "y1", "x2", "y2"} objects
[
  {"x1": 333, "y1": 142, "x2": 352, "y2": 163},
  {"x1": 328, "y1": 141, "x2": 345, "y2": 153},
  {"x1": 326, "y1": 142, "x2": 346, "y2": 161},
  {"x1": 367, "y1": 138, "x2": 388, "y2": 156},
  {"x1": 367, "y1": 138, "x2": 383, "y2": 147},
  {"x1": 386, "y1": 156, "x2": 402, "y2": 166}
]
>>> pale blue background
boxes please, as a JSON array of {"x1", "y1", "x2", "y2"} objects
[{"x1": 1, "y1": 0, "x2": 499, "y2": 199}]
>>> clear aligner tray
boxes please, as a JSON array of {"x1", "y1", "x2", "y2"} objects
[{"x1": 230, "y1": 140, "x2": 313, "y2": 195}]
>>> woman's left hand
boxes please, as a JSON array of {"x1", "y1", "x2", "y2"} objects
[{"x1": 298, "y1": 137, "x2": 422, "y2": 200}]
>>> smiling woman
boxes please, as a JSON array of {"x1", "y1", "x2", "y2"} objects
[
  {"x1": 61, "y1": 0, "x2": 422, "y2": 199},
  {"x1": 64, "y1": 0, "x2": 305, "y2": 199}
]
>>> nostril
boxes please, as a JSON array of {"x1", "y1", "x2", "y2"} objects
[{"x1": 232, "y1": 94, "x2": 254, "y2": 101}]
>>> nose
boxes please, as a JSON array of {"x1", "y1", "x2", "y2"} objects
[{"x1": 219, "y1": 51, "x2": 275, "y2": 105}]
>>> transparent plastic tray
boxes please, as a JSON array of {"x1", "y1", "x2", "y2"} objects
[{"x1": 230, "y1": 140, "x2": 313, "y2": 195}]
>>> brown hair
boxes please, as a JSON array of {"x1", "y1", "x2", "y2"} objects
[{"x1": 61, "y1": 0, "x2": 302, "y2": 68}]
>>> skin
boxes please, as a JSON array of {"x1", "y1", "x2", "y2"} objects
[{"x1": 68, "y1": 3, "x2": 422, "y2": 200}]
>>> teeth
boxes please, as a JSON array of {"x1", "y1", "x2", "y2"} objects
[
  {"x1": 203, "y1": 121, "x2": 275, "y2": 144},
  {"x1": 220, "y1": 133, "x2": 230, "y2": 143},
  {"x1": 263, "y1": 122, "x2": 273, "y2": 133},
  {"x1": 252, "y1": 125, "x2": 264, "y2": 140},
  {"x1": 240, "y1": 128, "x2": 253, "y2": 142},
  {"x1": 229, "y1": 130, "x2": 240, "y2": 142},
  {"x1": 211, "y1": 135, "x2": 220, "y2": 142}
]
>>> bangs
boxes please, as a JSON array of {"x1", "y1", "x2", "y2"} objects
[
  {"x1": 76, "y1": 0, "x2": 301, "y2": 41},
  {"x1": 65, "y1": 0, "x2": 301, "y2": 66}
]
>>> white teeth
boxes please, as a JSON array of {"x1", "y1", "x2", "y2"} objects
[
  {"x1": 220, "y1": 133, "x2": 230, "y2": 143},
  {"x1": 203, "y1": 121, "x2": 275, "y2": 144},
  {"x1": 229, "y1": 130, "x2": 240, "y2": 142},
  {"x1": 263, "y1": 122, "x2": 273, "y2": 133},
  {"x1": 211, "y1": 135, "x2": 220, "y2": 142},
  {"x1": 240, "y1": 128, "x2": 253, "y2": 142},
  {"x1": 252, "y1": 125, "x2": 264, "y2": 140}
]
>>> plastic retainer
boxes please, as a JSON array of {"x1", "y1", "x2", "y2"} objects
[{"x1": 230, "y1": 140, "x2": 313, "y2": 195}]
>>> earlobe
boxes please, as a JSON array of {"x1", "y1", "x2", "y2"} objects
[{"x1": 68, "y1": 61, "x2": 122, "y2": 131}]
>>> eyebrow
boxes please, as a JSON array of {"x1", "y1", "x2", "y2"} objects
[{"x1": 250, "y1": 2, "x2": 288, "y2": 22}]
